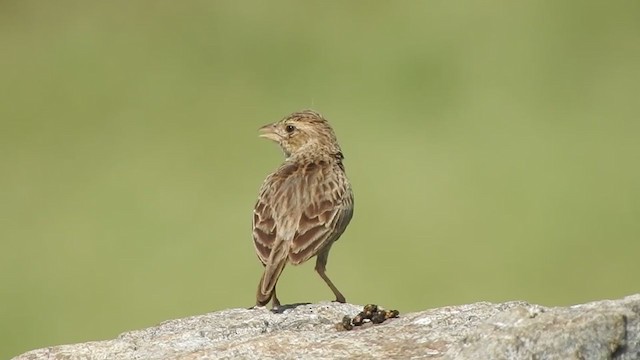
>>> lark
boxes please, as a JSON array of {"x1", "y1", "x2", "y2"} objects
[{"x1": 252, "y1": 110, "x2": 354, "y2": 309}]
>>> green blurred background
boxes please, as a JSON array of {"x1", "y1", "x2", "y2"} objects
[{"x1": 2, "y1": 1, "x2": 639, "y2": 357}]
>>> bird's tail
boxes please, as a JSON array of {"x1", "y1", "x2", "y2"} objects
[{"x1": 256, "y1": 239, "x2": 289, "y2": 306}]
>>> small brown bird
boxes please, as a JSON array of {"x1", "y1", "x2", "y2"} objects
[{"x1": 252, "y1": 110, "x2": 354, "y2": 309}]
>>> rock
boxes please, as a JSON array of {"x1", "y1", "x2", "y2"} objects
[{"x1": 13, "y1": 295, "x2": 640, "y2": 360}]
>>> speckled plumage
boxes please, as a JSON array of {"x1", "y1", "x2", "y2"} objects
[{"x1": 252, "y1": 110, "x2": 354, "y2": 308}]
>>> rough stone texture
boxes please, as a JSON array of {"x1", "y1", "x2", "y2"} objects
[{"x1": 14, "y1": 294, "x2": 640, "y2": 360}]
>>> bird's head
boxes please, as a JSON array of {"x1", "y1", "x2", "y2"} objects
[{"x1": 259, "y1": 110, "x2": 341, "y2": 158}]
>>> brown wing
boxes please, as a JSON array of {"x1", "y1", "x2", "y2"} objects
[
  {"x1": 253, "y1": 175, "x2": 279, "y2": 266},
  {"x1": 252, "y1": 160, "x2": 353, "y2": 266},
  {"x1": 252, "y1": 161, "x2": 302, "y2": 265},
  {"x1": 288, "y1": 162, "x2": 353, "y2": 265}
]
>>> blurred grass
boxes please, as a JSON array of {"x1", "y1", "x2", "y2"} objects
[{"x1": 1, "y1": 0, "x2": 640, "y2": 358}]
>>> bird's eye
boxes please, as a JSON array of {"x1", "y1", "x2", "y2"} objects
[{"x1": 285, "y1": 125, "x2": 296, "y2": 133}]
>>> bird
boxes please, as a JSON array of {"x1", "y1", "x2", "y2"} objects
[{"x1": 252, "y1": 110, "x2": 354, "y2": 309}]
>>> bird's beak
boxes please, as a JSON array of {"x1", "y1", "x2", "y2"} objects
[{"x1": 258, "y1": 123, "x2": 280, "y2": 142}]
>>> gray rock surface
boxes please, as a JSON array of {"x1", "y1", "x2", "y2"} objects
[{"x1": 14, "y1": 294, "x2": 640, "y2": 360}]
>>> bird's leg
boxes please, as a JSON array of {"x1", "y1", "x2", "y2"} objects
[{"x1": 315, "y1": 249, "x2": 346, "y2": 303}]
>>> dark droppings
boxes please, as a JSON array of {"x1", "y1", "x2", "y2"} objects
[
  {"x1": 336, "y1": 304, "x2": 399, "y2": 331},
  {"x1": 336, "y1": 315, "x2": 354, "y2": 331}
]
